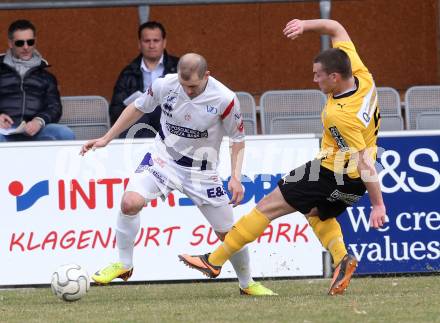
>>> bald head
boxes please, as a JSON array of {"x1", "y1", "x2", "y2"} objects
[{"x1": 178, "y1": 53, "x2": 208, "y2": 80}]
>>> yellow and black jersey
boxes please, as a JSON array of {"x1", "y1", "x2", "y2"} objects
[{"x1": 318, "y1": 41, "x2": 380, "y2": 178}]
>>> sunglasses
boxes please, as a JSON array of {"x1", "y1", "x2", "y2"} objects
[{"x1": 14, "y1": 39, "x2": 35, "y2": 47}]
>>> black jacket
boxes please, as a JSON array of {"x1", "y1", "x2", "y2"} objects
[
  {"x1": 0, "y1": 55, "x2": 62, "y2": 126},
  {"x1": 109, "y1": 50, "x2": 179, "y2": 138}
]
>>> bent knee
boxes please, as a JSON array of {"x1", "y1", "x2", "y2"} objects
[
  {"x1": 255, "y1": 187, "x2": 295, "y2": 220},
  {"x1": 121, "y1": 192, "x2": 145, "y2": 215}
]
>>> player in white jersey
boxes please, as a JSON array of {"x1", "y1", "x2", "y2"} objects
[{"x1": 80, "y1": 53, "x2": 276, "y2": 296}]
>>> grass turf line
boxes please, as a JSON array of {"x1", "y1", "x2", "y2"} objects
[{"x1": 0, "y1": 276, "x2": 439, "y2": 323}]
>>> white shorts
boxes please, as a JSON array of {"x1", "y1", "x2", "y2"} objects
[{"x1": 126, "y1": 148, "x2": 233, "y2": 232}]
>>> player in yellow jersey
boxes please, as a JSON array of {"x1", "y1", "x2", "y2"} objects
[{"x1": 179, "y1": 18, "x2": 387, "y2": 296}]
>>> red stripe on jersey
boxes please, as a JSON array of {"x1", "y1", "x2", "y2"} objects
[{"x1": 221, "y1": 99, "x2": 234, "y2": 120}]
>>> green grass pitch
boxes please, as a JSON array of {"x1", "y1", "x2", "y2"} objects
[{"x1": 1, "y1": 276, "x2": 439, "y2": 322}]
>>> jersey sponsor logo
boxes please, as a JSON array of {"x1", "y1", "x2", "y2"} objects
[
  {"x1": 162, "y1": 108, "x2": 173, "y2": 118},
  {"x1": 136, "y1": 153, "x2": 167, "y2": 183},
  {"x1": 329, "y1": 126, "x2": 349, "y2": 152},
  {"x1": 147, "y1": 168, "x2": 167, "y2": 184},
  {"x1": 206, "y1": 186, "x2": 226, "y2": 198},
  {"x1": 206, "y1": 105, "x2": 218, "y2": 114},
  {"x1": 135, "y1": 152, "x2": 154, "y2": 173},
  {"x1": 163, "y1": 93, "x2": 177, "y2": 112},
  {"x1": 362, "y1": 112, "x2": 371, "y2": 122},
  {"x1": 163, "y1": 103, "x2": 173, "y2": 111},
  {"x1": 357, "y1": 84, "x2": 377, "y2": 127},
  {"x1": 327, "y1": 189, "x2": 362, "y2": 205},
  {"x1": 166, "y1": 122, "x2": 208, "y2": 139},
  {"x1": 336, "y1": 103, "x2": 346, "y2": 110}
]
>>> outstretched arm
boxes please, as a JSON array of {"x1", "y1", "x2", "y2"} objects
[
  {"x1": 228, "y1": 140, "x2": 245, "y2": 207},
  {"x1": 283, "y1": 19, "x2": 350, "y2": 43},
  {"x1": 80, "y1": 103, "x2": 143, "y2": 155},
  {"x1": 357, "y1": 148, "x2": 387, "y2": 229}
]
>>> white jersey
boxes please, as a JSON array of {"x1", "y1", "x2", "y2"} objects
[{"x1": 134, "y1": 74, "x2": 244, "y2": 169}]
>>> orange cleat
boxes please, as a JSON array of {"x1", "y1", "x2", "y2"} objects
[
  {"x1": 328, "y1": 254, "x2": 358, "y2": 296},
  {"x1": 178, "y1": 253, "x2": 221, "y2": 278}
]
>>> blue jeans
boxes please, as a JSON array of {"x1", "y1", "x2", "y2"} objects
[{"x1": 0, "y1": 124, "x2": 75, "y2": 142}]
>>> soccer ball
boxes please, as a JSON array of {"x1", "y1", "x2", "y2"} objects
[{"x1": 51, "y1": 264, "x2": 90, "y2": 302}]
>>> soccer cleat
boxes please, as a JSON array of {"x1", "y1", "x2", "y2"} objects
[
  {"x1": 92, "y1": 262, "x2": 133, "y2": 284},
  {"x1": 240, "y1": 282, "x2": 278, "y2": 296},
  {"x1": 178, "y1": 253, "x2": 221, "y2": 278},
  {"x1": 328, "y1": 254, "x2": 358, "y2": 296}
]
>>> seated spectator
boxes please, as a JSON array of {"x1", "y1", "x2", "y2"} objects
[
  {"x1": 110, "y1": 21, "x2": 179, "y2": 138},
  {"x1": 0, "y1": 19, "x2": 75, "y2": 142}
]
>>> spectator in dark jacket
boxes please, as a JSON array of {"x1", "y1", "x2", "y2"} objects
[
  {"x1": 109, "y1": 21, "x2": 179, "y2": 138},
  {"x1": 0, "y1": 19, "x2": 75, "y2": 142}
]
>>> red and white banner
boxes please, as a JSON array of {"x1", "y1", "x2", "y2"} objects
[{"x1": 0, "y1": 135, "x2": 323, "y2": 285}]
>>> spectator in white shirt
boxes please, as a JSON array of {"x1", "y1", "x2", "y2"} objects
[{"x1": 109, "y1": 21, "x2": 179, "y2": 138}]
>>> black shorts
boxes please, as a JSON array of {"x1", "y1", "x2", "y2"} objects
[{"x1": 278, "y1": 159, "x2": 366, "y2": 221}]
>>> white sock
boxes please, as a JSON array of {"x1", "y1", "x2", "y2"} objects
[
  {"x1": 196, "y1": 204, "x2": 254, "y2": 288},
  {"x1": 229, "y1": 246, "x2": 254, "y2": 289},
  {"x1": 116, "y1": 211, "x2": 140, "y2": 269}
]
